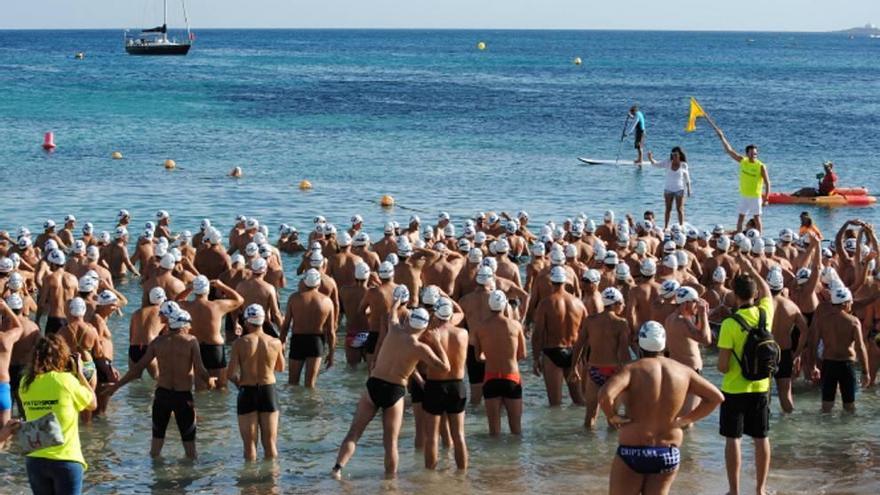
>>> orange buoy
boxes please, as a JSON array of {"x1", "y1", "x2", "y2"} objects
[
  {"x1": 164, "y1": 159, "x2": 176, "y2": 170},
  {"x1": 111, "y1": 151, "x2": 123, "y2": 160},
  {"x1": 42, "y1": 132, "x2": 56, "y2": 151},
  {"x1": 380, "y1": 195, "x2": 395, "y2": 207},
  {"x1": 299, "y1": 180, "x2": 313, "y2": 190}
]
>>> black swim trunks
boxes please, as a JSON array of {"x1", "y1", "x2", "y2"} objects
[
  {"x1": 408, "y1": 377, "x2": 425, "y2": 404},
  {"x1": 482, "y1": 378, "x2": 523, "y2": 400},
  {"x1": 94, "y1": 358, "x2": 116, "y2": 384},
  {"x1": 237, "y1": 383, "x2": 279, "y2": 415},
  {"x1": 466, "y1": 345, "x2": 486, "y2": 385},
  {"x1": 45, "y1": 316, "x2": 67, "y2": 335},
  {"x1": 366, "y1": 377, "x2": 406, "y2": 409},
  {"x1": 199, "y1": 343, "x2": 227, "y2": 370},
  {"x1": 775, "y1": 348, "x2": 793, "y2": 379},
  {"x1": 364, "y1": 331, "x2": 380, "y2": 354},
  {"x1": 288, "y1": 333, "x2": 325, "y2": 360},
  {"x1": 423, "y1": 379, "x2": 467, "y2": 415},
  {"x1": 821, "y1": 359, "x2": 857, "y2": 404},
  {"x1": 128, "y1": 345, "x2": 149, "y2": 364},
  {"x1": 634, "y1": 128, "x2": 645, "y2": 149},
  {"x1": 542, "y1": 347, "x2": 574, "y2": 369},
  {"x1": 152, "y1": 387, "x2": 196, "y2": 441}
]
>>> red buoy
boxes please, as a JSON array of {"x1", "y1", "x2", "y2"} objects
[{"x1": 42, "y1": 132, "x2": 56, "y2": 151}]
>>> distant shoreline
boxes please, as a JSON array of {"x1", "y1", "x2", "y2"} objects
[{"x1": 0, "y1": 27, "x2": 868, "y2": 33}]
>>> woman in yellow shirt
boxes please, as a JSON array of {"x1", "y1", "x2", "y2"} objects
[{"x1": 19, "y1": 334, "x2": 96, "y2": 495}]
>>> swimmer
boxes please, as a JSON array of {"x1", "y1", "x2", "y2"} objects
[
  {"x1": 767, "y1": 269, "x2": 808, "y2": 413},
  {"x1": 331, "y1": 306, "x2": 449, "y2": 479},
  {"x1": 106, "y1": 310, "x2": 216, "y2": 459},
  {"x1": 0, "y1": 298, "x2": 23, "y2": 426},
  {"x1": 178, "y1": 276, "x2": 244, "y2": 389},
  {"x1": 128, "y1": 287, "x2": 167, "y2": 379},
  {"x1": 280, "y1": 269, "x2": 335, "y2": 387},
  {"x1": 227, "y1": 304, "x2": 284, "y2": 460},
  {"x1": 532, "y1": 266, "x2": 587, "y2": 406},
  {"x1": 601, "y1": 321, "x2": 723, "y2": 495},
  {"x1": 472, "y1": 290, "x2": 526, "y2": 435},
  {"x1": 664, "y1": 287, "x2": 711, "y2": 422},
  {"x1": 339, "y1": 262, "x2": 371, "y2": 367},
  {"x1": 359, "y1": 261, "x2": 398, "y2": 367}
]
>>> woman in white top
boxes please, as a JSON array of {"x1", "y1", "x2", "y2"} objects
[{"x1": 648, "y1": 147, "x2": 691, "y2": 229}]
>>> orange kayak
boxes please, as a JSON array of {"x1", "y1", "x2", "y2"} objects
[
  {"x1": 831, "y1": 187, "x2": 868, "y2": 196},
  {"x1": 768, "y1": 192, "x2": 876, "y2": 206}
]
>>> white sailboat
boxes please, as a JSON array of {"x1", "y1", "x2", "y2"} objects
[{"x1": 125, "y1": 0, "x2": 193, "y2": 55}]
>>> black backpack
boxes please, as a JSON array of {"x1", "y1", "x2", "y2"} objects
[{"x1": 728, "y1": 308, "x2": 781, "y2": 381}]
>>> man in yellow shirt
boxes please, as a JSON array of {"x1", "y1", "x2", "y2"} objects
[
  {"x1": 709, "y1": 120, "x2": 771, "y2": 233},
  {"x1": 716, "y1": 254, "x2": 773, "y2": 495}
]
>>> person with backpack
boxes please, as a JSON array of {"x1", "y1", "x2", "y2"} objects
[{"x1": 717, "y1": 252, "x2": 779, "y2": 495}]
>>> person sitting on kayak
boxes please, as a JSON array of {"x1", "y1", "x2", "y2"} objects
[{"x1": 792, "y1": 161, "x2": 838, "y2": 197}]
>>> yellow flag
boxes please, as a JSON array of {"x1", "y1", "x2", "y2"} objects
[{"x1": 685, "y1": 97, "x2": 706, "y2": 132}]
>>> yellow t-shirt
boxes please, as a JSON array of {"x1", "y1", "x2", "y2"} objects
[
  {"x1": 739, "y1": 158, "x2": 765, "y2": 198},
  {"x1": 718, "y1": 296, "x2": 774, "y2": 394},
  {"x1": 19, "y1": 371, "x2": 93, "y2": 469}
]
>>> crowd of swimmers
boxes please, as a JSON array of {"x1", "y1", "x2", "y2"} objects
[{"x1": 1, "y1": 202, "x2": 879, "y2": 495}]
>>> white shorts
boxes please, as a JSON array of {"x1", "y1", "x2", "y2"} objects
[{"x1": 738, "y1": 196, "x2": 762, "y2": 217}]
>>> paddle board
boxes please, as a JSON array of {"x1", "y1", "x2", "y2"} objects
[{"x1": 578, "y1": 157, "x2": 652, "y2": 166}]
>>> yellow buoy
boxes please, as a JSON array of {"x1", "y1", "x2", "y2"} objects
[
  {"x1": 573, "y1": 57, "x2": 582, "y2": 65},
  {"x1": 111, "y1": 151, "x2": 123, "y2": 160},
  {"x1": 380, "y1": 195, "x2": 395, "y2": 207},
  {"x1": 164, "y1": 159, "x2": 176, "y2": 170},
  {"x1": 476, "y1": 41, "x2": 486, "y2": 51},
  {"x1": 299, "y1": 180, "x2": 313, "y2": 190}
]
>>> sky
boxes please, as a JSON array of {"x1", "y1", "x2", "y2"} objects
[{"x1": 3, "y1": 0, "x2": 879, "y2": 31}]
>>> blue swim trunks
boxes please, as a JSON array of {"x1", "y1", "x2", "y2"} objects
[
  {"x1": 617, "y1": 445, "x2": 681, "y2": 474},
  {"x1": 0, "y1": 382, "x2": 11, "y2": 411}
]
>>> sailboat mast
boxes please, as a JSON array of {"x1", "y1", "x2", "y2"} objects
[{"x1": 163, "y1": 0, "x2": 168, "y2": 41}]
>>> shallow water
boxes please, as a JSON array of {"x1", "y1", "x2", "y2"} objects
[{"x1": 1, "y1": 29, "x2": 880, "y2": 493}]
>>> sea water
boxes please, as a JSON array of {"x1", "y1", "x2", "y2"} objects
[{"x1": 0, "y1": 29, "x2": 879, "y2": 494}]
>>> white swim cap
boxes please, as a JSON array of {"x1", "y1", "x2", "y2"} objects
[
  {"x1": 550, "y1": 249, "x2": 566, "y2": 266},
  {"x1": 145, "y1": 221, "x2": 156, "y2": 231},
  {"x1": 64, "y1": 214, "x2": 76, "y2": 223},
  {"x1": 422, "y1": 225, "x2": 434, "y2": 241},
  {"x1": 674, "y1": 250, "x2": 688, "y2": 268},
  {"x1": 457, "y1": 238, "x2": 472, "y2": 253},
  {"x1": 593, "y1": 242, "x2": 606, "y2": 261},
  {"x1": 434, "y1": 297, "x2": 454, "y2": 320},
  {"x1": 409, "y1": 307, "x2": 430, "y2": 330},
  {"x1": 615, "y1": 263, "x2": 631, "y2": 281},
  {"x1": 531, "y1": 242, "x2": 545, "y2": 256},
  {"x1": 604, "y1": 251, "x2": 619, "y2": 266},
  {"x1": 313, "y1": 215, "x2": 326, "y2": 225},
  {"x1": 795, "y1": 268, "x2": 811, "y2": 285},
  {"x1": 672, "y1": 232, "x2": 686, "y2": 248},
  {"x1": 154, "y1": 243, "x2": 168, "y2": 258},
  {"x1": 675, "y1": 286, "x2": 698, "y2": 304},
  {"x1": 193, "y1": 275, "x2": 210, "y2": 295},
  {"x1": 69, "y1": 297, "x2": 87, "y2": 317},
  {"x1": 564, "y1": 243, "x2": 578, "y2": 259},
  {"x1": 86, "y1": 245, "x2": 100, "y2": 261},
  {"x1": 444, "y1": 224, "x2": 456, "y2": 237},
  {"x1": 713, "y1": 266, "x2": 727, "y2": 283},
  {"x1": 550, "y1": 265, "x2": 567, "y2": 284},
  {"x1": 634, "y1": 240, "x2": 647, "y2": 256},
  {"x1": 584, "y1": 219, "x2": 596, "y2": 233},
  {"x1": 410, "y1": 214, "x2": 421, "y2": 225},
  {"x1": 231, "y1": 254, "x2": 245, "y2": 266},
  {"x1": 751, "y1": 238, "x2": 765, "y2": 254},
  {"x1": 149, "y1": 286, "x2": 167, "y2": 305},
  {"x1": 97, "y1": 290, "x2": 118, "y2": 306},
  {"x1": 159, "y1": 300, "x2": 180, "y2": 318},
  {"x1": 244, "y1": 304, "x2": 265, "y2": 326},
  {"x1": 767, "y1": 268, "x2": 785, "y2": 291},
  {"x1": 662, "y1": 241, "x2": 676, "y2": 254},
  {"x1": 72, "y1": 240, "x2": 86, "y2": 255},
  {"x1": 604, "y1": 210, "x2": 614, "y2": 222},
  {"x1": 169, "y1": 309, "x2": 192, "y2": 330},
  {"x1": 82, "y1": 222, "x2": 94, "y2": 235},
  {"x1": 113, "y1": 226, "x2": 129, "y2": 240},
  {"x1": 638, "y1": 321, "x2": 666, "y2": 352},
  {"x1": 386, "y1": 253, "x2": 399, "y2": 266},
  {"x1": 303, "y1": 268, "x2": 321, "y2": 288},
  {"x1": 640, "y1": 258, "x2": 657, "y2": 277},
  {"x1": 353, "y1": 232, "x2": 370, "y2": 247},
  {"x1": 831, "y1": 286, "x2": 853, "y2": 305},
  {"x1": 251, "y1": 257, "x2": 268, "y2": 274},
  {"x1": 393, "y1": 284, "x2": 410, "y2": 303},
  {"x1": 78, "y1": 276, "x2": 98, "y2": 293},
  {"x1": 384, "y1": 222, "x2": 395, "y2": 235},
  {"x1": 6, "y1": 294, "x2": 23, "y2": 311},
  {"x1": 421, "y1": 285, "x2": 441, "y2": 306},
  {"x1": 473, "y1": 264, "x2": 492, "y2": 285},
  {"x1": 738, "y1": 236, "x2": 752, "y2": 253},
  {"x1": 481, "y1": 257, "x2": 498, "y2": 273},
  {"x1": 378, "y1": 261, "x2": 395, "y2": 280},
  {"x1": 601, "y1": 287, "x2": 624, "y2": 306},
  {"x1": 338, "y1": 232, "x2": 352, "y2": 247},
  {"x1": 8, "y1": 272, "x2": 24, "y2": 291},
  {"x1": 844, "y1": 238, "x2": 857, "y2": 252},
  {"x1": 660, "y1": 254, "x2": 677, "y2": 270},
  {"x1": 354, "y1": 262, "x2": 370, "y2": 281},
  {"x1": 155, "y1": 210, "x2": 169, "y2": 220},
  {"x1": 398, "y1": 240, "x2": 413, "y2": 257},
  {"x1": 716, "y1": 235, "x2": 731, "y2": 252},
  {"x1": 488, "y1": 289, "x2": 508, "y2": 312},
  {"x1": 582, "y1": 269, "x2": 601, "y2": 284},
  {"x1": 245, "y1": 217, "x2": 260, "y2": 230},
  {"x1": 0, "y1": 258, "x2": 12, "y2": 274},
  {"x1": 160, "y1": 253, "x2": 176, "y2": 270},
  {"x1": 44, "y1": 219, "x2": 56, "y2": 230},
  {"x1": 779, "y1": 229, "x2": 794, "y2": 243},
  {"x1": 47, "y1": 249, "x2": 66, "y2": 266},
  {"x1": 659, "y1": 279, "x2": 681, "y2": 298},
  {"x1": 309, "y1": 251, "x2": 325, "y2": 268},
  {"x1": 820, "y1": 266, "x2": 838, "y2": 285},
  {"x1": 474, "y1": 232, "x2": 487, "y2": 245},
  {"x1": 495, "y1": 238, "x2": 510, "y2": 254},
  {"x1": 17, "y1": 236, "x2": 31, "y2": 249},
  {"x1": 245, "y1": 242, "x2": 259, "y2": 257}
]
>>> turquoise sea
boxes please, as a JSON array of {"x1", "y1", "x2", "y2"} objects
[{"x1": 0, "y1": 29, "x2": 879, "y2": 493}]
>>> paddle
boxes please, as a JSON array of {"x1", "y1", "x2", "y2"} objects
[{"x1": 614, "y1": 114, "x2": 631, "y2": 165}]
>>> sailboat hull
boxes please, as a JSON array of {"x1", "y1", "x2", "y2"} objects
[{"x1": 125, "y1": 43, "x2": 191, "y2": 55}]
